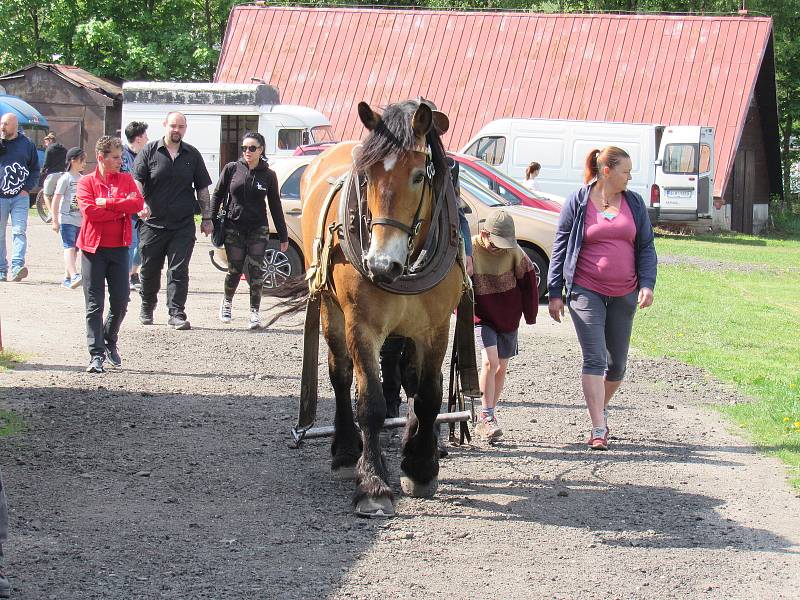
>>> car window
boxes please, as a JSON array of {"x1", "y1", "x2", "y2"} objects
[
  {"x1": 460, "y1": 178, "x2": 506, "y2": 208},
  {"x1": 496, "y1": 183, "x2": 521, "y2": 205},
  {"x1": 459, "y1": 162, "x2": 493, "y2": 189},
  {"x1": 464, "y1": 136, "x2": 506, "y2": 165},
  {"x1": 278, "y1": 129, "x2": 305, "y2": 150},
  {"x1": 663, "y1": 143, "x2": 698, "y2": 174},
  {"x1": 280, "y1": 165, "x2": 308, "y2": 200}
]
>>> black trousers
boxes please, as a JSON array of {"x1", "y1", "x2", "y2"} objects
[
  {"x1": 138, "y1": 221, "x2": 196, "y2": 318},
  {"x1": 81, "y1": 247, "x2": 130, "y2": 358}
]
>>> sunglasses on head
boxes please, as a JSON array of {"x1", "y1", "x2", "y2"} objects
[{"x1": 241, "y1": 144, "x2": 261, "y2": 153}]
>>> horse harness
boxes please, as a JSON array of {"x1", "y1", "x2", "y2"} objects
[{"x1": 305, "y1": 149, "x2": 467, "y2": 298}]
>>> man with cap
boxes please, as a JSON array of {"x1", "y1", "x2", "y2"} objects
[
  {"x1": 470, "y1": 209, "x2": 539, "y2": 441},
  {"x1": 0, "y1": 113, "x2": 39, "y2": 282}
]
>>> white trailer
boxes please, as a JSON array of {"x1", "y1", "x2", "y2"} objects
[
  {"x1": 121, "y1": 82, "x2": 333, "y2": 184},
  {"x1": 461, "y1": 118, "x2": 714, "y2": 223}
]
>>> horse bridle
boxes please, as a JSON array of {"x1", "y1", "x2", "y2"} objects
[{"x1": 368, "y1": 161, "x2": 431, "y2": 255}]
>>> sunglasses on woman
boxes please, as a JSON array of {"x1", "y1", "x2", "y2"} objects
[{"x1": 241, "y1": 144, "x2": 261, "y2": 153}]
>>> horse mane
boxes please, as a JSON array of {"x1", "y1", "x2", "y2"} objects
[
  {"x1": 354, "y1": 100, "x2": 425, "y2": 172},
  {"x1": 354, "y1": 99, "x2": 450, "y2": 194}
]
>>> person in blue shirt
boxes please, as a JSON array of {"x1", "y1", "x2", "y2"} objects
[
  {"x1": 120, "y1": 121, "x2": 149, "y2": 291},
  {"x1": 0, "y1": 113, "x2": 40, "y2": 282}
]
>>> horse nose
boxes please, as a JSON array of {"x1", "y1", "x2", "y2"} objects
[{"x1": 366, "y1": 254, "x2": 404, "y2": 283}]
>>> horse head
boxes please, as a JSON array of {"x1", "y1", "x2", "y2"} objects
[{"x1": 355, "y1": 99, "x2": 449, "y2": 284}]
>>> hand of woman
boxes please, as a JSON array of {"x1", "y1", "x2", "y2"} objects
[
  {"x1": 51, "y1": 220, "x2": 60, "y2": 233},
  {"x1": 638, "y1": 287, "x2": 654, "y2": 309},
  {"x1": 95, "y1": 197, "x2": 108, "y2": 208},
  {"x1": 548, "y1": 297, "x2": 565, "y2": 322},
  {"x1": 280, "y1": 241, "x2": 289, "y2": 253}
]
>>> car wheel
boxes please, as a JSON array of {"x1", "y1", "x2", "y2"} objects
[
  {"x1": 262, "y1": 240, "x2": 303, "y2": 290},
  {"x1": 36, "y1": 190, "x2": 52, "y2": 223},
  {"x1": 522, "y1": 246, "x2": 548, "y2": 300}
]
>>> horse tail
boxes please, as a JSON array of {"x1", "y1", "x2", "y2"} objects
[{"x1": 263, "y1": 275, "x2": 310, "y2": 327}]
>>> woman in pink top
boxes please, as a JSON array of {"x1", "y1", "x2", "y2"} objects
[{"x1": 547, "y1": 147, "x2": 657, "y2": 450}]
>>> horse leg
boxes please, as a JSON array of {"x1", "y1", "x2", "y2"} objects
[
  {"x1": 400, "y1": 335, "x2": 446, "y2": 498},
  {"x1": 322, "y1": 298, "x2": 361, "y2": 478},
  {"x1": 350, "y1": 329, "x2": 395, "y2": 517}
]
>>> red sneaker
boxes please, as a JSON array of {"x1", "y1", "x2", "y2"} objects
[{"x1": 587, "y1": 427, "x2": 609, "y2": 451}]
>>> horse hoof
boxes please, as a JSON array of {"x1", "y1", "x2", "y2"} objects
[
  {"x1": 400, "y1": 475, "x2": 438, "y2": 498},
  {"x1": 355, "y1": 496, "x2": 395, "y2": 518},
  {"x1": 331, "y1": 465, "x2": 356, "y2": 480}
]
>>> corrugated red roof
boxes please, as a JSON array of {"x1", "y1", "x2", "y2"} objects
[{"x1": 216, "y1": 7, "x2": 774, "y2": 197}]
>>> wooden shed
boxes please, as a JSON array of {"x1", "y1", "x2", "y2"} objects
[
  {"x1": 215, "y1": 7, "x2": 782, "y2": 234},
  {"x1": 0, "y1": 63, "x2": 122, "y2": 171}
]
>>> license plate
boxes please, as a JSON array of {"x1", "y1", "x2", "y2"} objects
[{"x1": 666, "y1": 189, "x2": 693, "y2": 198}]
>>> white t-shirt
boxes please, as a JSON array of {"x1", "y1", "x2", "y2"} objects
[
  {"x1": 522, "y1": 178, "x2": 538, "y2": 192},
  {"x1": 55, "y1": 172, "x2": 83, "y2": 227}
]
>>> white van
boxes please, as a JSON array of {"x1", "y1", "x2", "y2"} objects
[
  {"x1": 461, "y1": 119, "x2": 714, "y2": 223},
  {"x1": 121, "y1": 82, "x2": 333, "y2": 184}
]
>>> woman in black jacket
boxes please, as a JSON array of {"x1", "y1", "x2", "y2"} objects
[{"x1": 211, "y1": 132, "x2": 289, "y2": 329}]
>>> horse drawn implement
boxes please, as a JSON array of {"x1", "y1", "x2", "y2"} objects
[{"x1": 272, "y1": 99, "x2": 480, "y2": 517}]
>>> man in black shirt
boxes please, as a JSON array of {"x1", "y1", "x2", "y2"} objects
[{"x1": 132, "y1": 112, "x2": 213, "y2": 330}]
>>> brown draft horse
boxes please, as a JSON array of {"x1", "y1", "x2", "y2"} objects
[{"x1": 299, "y1": 100, "x2": 463, "y2": 517}]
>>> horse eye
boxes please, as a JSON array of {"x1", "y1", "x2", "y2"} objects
[{"x1": 413, "y1": 173, "x2": 425, "y2": 185}]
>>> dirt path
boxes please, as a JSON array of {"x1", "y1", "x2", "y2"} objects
[{"x1": 1, "y1": 219, "x2": 799, "y2": 599}]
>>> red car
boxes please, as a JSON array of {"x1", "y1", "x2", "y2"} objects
[{"x1": 448, "y1": 152, "x2": 561, "y2": 213}]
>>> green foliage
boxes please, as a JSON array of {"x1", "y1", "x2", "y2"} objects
[{"x1": 632, "y1": 234, "x2": 800, "y2": 487}]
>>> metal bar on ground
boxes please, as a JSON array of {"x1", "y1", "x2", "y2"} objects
[{"x1": 296, "y1": 410, "x2": 472, "y2": 441}]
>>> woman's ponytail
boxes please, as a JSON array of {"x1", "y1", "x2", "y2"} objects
[{"x1": 584, "y1": 149, "x2": 601, "y2": 184}]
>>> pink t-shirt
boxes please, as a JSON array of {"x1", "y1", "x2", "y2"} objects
[{"x1": 573, "y1": 197, "x2": 638, "y2": 296}]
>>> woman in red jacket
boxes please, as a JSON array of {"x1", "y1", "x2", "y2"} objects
[{"x1": 76, "y1": 136, "x2": 144, "y2": 373}]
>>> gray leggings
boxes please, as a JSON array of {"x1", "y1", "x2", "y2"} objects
[{"x1": 568, "y1": 284, "x2": 638, "y2": 381}]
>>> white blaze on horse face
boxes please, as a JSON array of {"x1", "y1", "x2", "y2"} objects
[
  {"x1": 365, "y1": 227, "x2": 409, "y2": 277},
  {"x1": 383, "y1": 154, "x2": 398, "y2": 172}
]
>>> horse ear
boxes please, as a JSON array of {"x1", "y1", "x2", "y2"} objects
[
  {"x1": 358, "y1": 102, "x2": 381, "y2": 131},
  {"x1": 432, "y1": 111, "x2": 449, "y2": 135},
  {"x1": 411, "y1": 103, "x2": 433, "y2": 138}
]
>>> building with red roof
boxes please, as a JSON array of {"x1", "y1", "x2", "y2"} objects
[{"x1": 216, "y1": 6, "x2": 781, "y2": 233}]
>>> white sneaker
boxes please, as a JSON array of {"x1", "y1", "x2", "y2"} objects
[
  {"x1": 248, "y1": 308, "x2": 261, "y2": 330},
  {"x1": 219, "y1": 298, "x2": 232, "y2": 323}
]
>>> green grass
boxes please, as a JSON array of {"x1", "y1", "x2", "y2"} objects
[
  {"x1": 631, "y1": 234, "x2": 800, "y2": 487},
  {"x1": 0, "y1": 349, "x2": 25, "y2": 372},
  {"x1": 0, "y1": 409, "x2": 25, "y2": 437}
]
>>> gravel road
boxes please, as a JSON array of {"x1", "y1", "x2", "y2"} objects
[{"x1": 0, "y1": 219, "x2": 798, "y2": 599}]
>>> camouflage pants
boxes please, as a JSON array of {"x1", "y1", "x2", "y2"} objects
[{"x1": 223, "y1": 225, "x2": 269, "y2": 310}]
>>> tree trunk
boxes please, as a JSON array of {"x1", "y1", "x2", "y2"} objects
[{"x1": 781, "y1": 112, "x2": 792, "y2": 211}]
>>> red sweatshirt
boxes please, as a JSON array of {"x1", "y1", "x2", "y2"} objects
[
  {"x1": 76, "y1": 168, "x2": 144, "y2": 253},
  {"x1": 471, "y1": 235, "x2": 538, "y2": 333}
]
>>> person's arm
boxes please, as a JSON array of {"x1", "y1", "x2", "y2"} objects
[
  {"x1": 517, "y1": 252, "x2": 539, "y2": 325},
  {"x1": 457, "y1": 207, "x2": 473, "y2": 275},
  {"x1": 50, "y1": 174, "x2": 69, "y2": 232},
  {"x1": 210, "y1": 163, "x2": 232, "y2": 219},
  {"x1": 77, "y1": 178, "x2": 124, "y2": 222},
  {"x1": 51, "y1": 193, "x2": 62, "y2": 232},
  {"x1": 21, "y1": 143, "x2": 40, "y2": 195},
  {"x1": 104, "y1": 175, "x2": 144, "y2": 214},
  {"x1": 634, "y1": 194, "x2": 657, "y2": 308},
  {"x1": 266, "y1": 169, "x2": 289, "y2": 249},
  {"x1": 547, "y1": 192, "x2": 578, "y2": 322},
  {"x1": 192, "y1": 150, "x2": 214, "y2": 235},
  {"x1": 131, "y1": 147, "x2": 151, "y2": 219}
]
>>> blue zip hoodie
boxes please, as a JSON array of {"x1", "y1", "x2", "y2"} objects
[
  {"x1": 547, "y1": 182, "x2": 657, "y2": 300},
  {"x1": 0, "y1": 131, "x2": 39, "y2": 199}
]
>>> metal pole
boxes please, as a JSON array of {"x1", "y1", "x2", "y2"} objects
[{"x1": 292, "y1": 410, "x2": 472, "y2": 442}]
